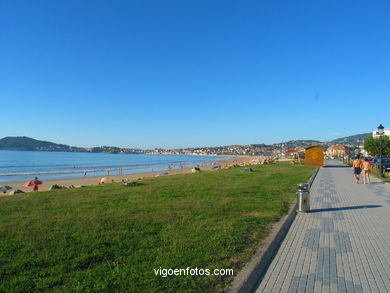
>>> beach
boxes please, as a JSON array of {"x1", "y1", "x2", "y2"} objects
[{"x1": 1, "y1": 156, "x2": 254, "y2": 193}]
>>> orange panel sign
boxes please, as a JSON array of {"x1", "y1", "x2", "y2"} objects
[{"x1": 305, "y1": 146, "x2": 324, "y2": 167}]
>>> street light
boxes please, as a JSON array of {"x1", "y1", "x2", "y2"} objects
[{"x1": 377, "y1": 124, "x2": 385, "y2": 178}]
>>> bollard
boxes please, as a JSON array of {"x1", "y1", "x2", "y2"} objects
[{"x1": 297, "y1": 183, "x2": 310, "y2": 212}]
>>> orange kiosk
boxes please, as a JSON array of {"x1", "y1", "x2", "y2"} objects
[{"x1": 305, "y1": 146, "x2": 324, "y2": 167}]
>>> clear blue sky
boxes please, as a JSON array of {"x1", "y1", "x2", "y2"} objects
[{"x1": 1, "y1": 0, "x2": 389, "y2": 148}]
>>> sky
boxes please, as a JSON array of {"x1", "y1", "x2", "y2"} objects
[{"x1": 0, "y1": 0, "x2": 389, "y2": 149}]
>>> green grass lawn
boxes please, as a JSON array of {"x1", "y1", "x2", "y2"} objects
[{"x1": 0, "y1": 164, "x2": 315, "y2": 292}]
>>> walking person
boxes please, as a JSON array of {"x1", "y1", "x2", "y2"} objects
[
  {"x1": 362, "y1": 157, "x2": 372, "y2": 184},
  {"x1": 352, "y1": 155, "x2": 363, "y2": 184},
  {"x1": 33, "y1": 177, "x2": 40, "y2": 192},
  {"x1": 23, "y1": 177, "x2": 43, "y2": 192}
]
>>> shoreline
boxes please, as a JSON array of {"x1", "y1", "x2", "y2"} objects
[
  {"x1": 0, "y1": 152, "x2": 236, "y2": 185},
  {"x1": 1, "y1": 156, "x2": 254, "y2": 194}
]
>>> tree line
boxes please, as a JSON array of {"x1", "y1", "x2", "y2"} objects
[{"x1": 364, "y1": 136, "x2": 390, "y2": 157}]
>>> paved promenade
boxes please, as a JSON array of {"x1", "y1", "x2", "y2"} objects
[{"x1": 256, "y1": 160, "x2": 390, "y2": 293}]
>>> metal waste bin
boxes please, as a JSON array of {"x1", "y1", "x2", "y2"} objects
[{"x1": 297, "y1": 183, "x2": 310, "y2": 212}]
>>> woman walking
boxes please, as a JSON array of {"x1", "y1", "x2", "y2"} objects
[
  {"x1": 362, "y1": 158, "x2": 372, "y2": 184},
  {"x1": 352, "y1": 155, "x2": 362, "y2": 184}
]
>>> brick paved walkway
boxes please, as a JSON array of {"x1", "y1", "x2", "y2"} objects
[{"x1": 256, "y1": 160, "x2": 390, "y2": 293}]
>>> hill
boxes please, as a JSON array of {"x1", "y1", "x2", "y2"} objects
[
  {"x1": 0, "y1": 136, "x2": 140, "y2": 154},
  {"x1": 283, "y1": 140, "x2": 322, "y2": 149},
  {"x1": 0, "y1": 136, "x2": 77, "y2": 152},
  {"x1": 330, "y1": 133, "x2": 371, "y2": 146},
  {"x1": 0, "y1": 133, "x2": 373, "y2": 155}
]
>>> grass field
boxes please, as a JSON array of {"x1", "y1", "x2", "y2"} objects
[{"x1": 0, "y1": 164, "x2": 315, "y2": 292}]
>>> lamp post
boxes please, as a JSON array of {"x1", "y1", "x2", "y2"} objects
[{"x1": 377, "y1": 124, "x2": 384, "y2": 178}]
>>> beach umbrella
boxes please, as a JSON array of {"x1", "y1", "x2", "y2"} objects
[
  {"x1": 100, "y1": 177, "x2": 108, "y2": 183},
  {"x1": 0, "y1": 185, "x2": 12, "y2": 193},
  {"x1": 23, "y1": 180, "x2": 43, "y2": 187}
]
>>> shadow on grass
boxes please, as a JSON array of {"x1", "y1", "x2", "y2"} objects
[
  {"x1": 121, "y1": 182, "x2": 145, "y2": 187},
  {"x1": 309, "y1": 205, "x2": 382, "y2": 213}
]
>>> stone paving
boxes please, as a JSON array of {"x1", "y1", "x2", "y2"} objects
[{"x1": 256, "y1": 160, "x2": 390, "y2": 293}]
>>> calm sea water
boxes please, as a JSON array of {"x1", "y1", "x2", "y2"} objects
[{"x1": 0, "y1": 150, "x2": 231, "y2": 183}]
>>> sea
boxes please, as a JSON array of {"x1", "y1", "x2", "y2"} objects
[{"x1": 0, "y1": 150, "x2": 232, "y2": 183}]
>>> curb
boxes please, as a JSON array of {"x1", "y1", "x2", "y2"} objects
[{"x1": 228, "y1": 167, "x2": 320, "y2": 293}]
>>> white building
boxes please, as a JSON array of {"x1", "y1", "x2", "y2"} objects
[{"x1": 372, "y1": 128, "x2": 390, "y2": 138}]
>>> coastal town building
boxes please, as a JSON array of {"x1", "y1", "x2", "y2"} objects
[
  {"x1": 358, "y1": 145, "x2": 369, "y2": 158},
  {"x1": 326, "y1": 145, "x2": 346, "y2": 157},
  {"x1": 286, "y1": 149, "x2": 299, "y2": 156},
  {"x1": 286, "y1": 148, "x2": 305, "y2": 158}
]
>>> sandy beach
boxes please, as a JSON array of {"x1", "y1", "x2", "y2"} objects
[{"x1": 1, "y1": 156, "x2": 254, "y2": 194}]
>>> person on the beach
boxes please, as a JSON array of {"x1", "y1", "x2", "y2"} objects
[
  {"x1": 352, "y1": 155, "x2": 362, "y2": 184},
  {"x1": 33, "y1": 177, "x2": 40, "y2": 192},
  {"x1": 362, "y1": 157, "x2": 371, "y2": 184}
]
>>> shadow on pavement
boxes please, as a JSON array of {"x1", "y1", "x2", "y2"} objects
[
  {"x1": 309, "y1": 205, "x2": 382, "y2": 213},
  {"x1": 323, "y1": 165, "x2": 350, "y2": 168}
]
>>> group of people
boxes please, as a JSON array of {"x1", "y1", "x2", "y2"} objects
[{"x1": 352, "y1": 155, "x2": 372, "y2": 184}]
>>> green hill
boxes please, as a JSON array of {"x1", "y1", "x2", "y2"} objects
[
  {"x1": 284, "y1": 140, "x2": 321, "y2": 149},
  {"x1": 0, "y1": 136, "x2": 75, "y2": 151},
  {"x1": 0, "y1": 136, "x2": 138, "y2": 153},
  {"x1": 330, "y1": 133, "x2": 371, "y2": 146}
]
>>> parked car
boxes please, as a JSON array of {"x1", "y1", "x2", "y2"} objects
[{"x1": 371, "y1": 157, "x2": 390, "y2": 173}]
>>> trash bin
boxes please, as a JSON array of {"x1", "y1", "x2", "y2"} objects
[
  {"x1": 297, "y1": 183, "x2": 309, "y2": 191},
  {"x1": 297, "y1": 183, "x2": 310, "y2": 212}
]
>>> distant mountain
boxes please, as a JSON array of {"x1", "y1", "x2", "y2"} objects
[
  {"x1": 330, "y1": 133, "x2": 371, "y2": 146},
  {"x1": 283, "y1": 140, "x2": 322, "y2": 149},
  {"x1": 0, "y1": 136, "x2": 142, "y2": 154},
  {"x1": 0, "y1": 136, "x2": 83, "y2": 152},
  {"x1": 0, "y1": 132, "x2": 373, "y2": 155}
]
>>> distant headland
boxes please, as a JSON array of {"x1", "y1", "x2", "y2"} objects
[{"x1": 0, "y1": 134, "x2": 371, "y2": 156}]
